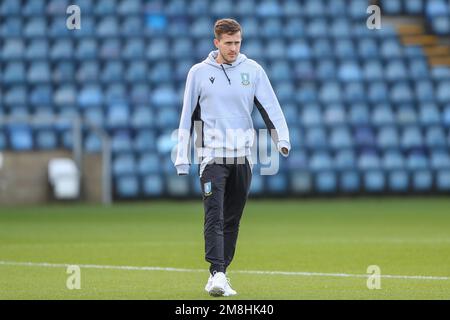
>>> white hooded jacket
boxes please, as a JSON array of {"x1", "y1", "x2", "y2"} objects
[{"x1": 175, "y1": 50, "x2": 290, "y2": 176}]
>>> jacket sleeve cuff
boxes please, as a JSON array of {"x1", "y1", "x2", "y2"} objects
[
  {"x1": 277, "y1": 140, "x2": 291, "y2": 157},
  {"x1": 176, "y1": 164, "x2": 190, "y2": 175}
]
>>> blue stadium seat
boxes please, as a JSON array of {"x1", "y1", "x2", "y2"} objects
[
  {"x1": 95, "y1": 0, "x2": 116, "y2": 15},
  {"x1": 111, "y1": 130, "x2": 133, "y2": 153},
  {"x1": 358, "y1": 152, "x2": 381, "y2": 171},
  {"x1": 30, "y1": 85, "x2": 52, "y2": 106},
  {"x1": 53, "y1": 62, "x2": 75, "y2": 83},
  {"x1": 287, "y1": 151, "x2": 309, "y2": 170},
  {"x1": 166, "y1": 174, "x2": 190, "y2": 196},
  {"x1": 84, "y1": 132, "x2": 102, "y2": 153},
  {"x1": 340, "y1": 170, "x2": 360, "y2": 193},
  {"x1": 3, "y1": 62, "x2": 26, "y2": 84},
  {"x1": 112, "y1": 153, "x2": 136, "y2": 176},
  {"x1": 268, "y1": 61, "x2": 291, "y2": 82},
  {"x1": 354, "y1": 126, "x2": 376, "y2": 149},
  {"x1": 119, "y1": 0, "x2": 142, "y2": 15},
  {"x1": 24, "y1": 18, "x2": 47, "y2": 38},
  {"x1": 316, "y1": 60, "x2": 337, "y2": 81},
  {"x1": 344, "y1": 83, "x2": 366, "y2": 103},
  {"x1": 28, "y1": 62, "x2": 51, "y2": 84},
  {"x1": 335, "y1": 150, "x2": 356, "y2": 170},
  {"x1": 319, "y1": 82, "x2": 342, "y2": 103},
  {"x1": 401, "y1": 127, "x2": 424, "y2": 150},
  {"x1": 430, "y1": 151, "x2": 450, "y2": 170},
  {"x1": 76, "y1": 39, "x2": 97, "y2": 60},
  {"x1": 8, "y1": 125, "x2": 34, "y2": 151},
  {"x1": 415, "y1": 80, "x2": 435, "y2": 102},
  {"x1": 358, "y1": 39, "x2": 378, "y2": 59},
  {"x1": 78, "y1": 85, "x2": 103, "y2": 108},
  {"x1": 54, "y1": 85, "x2": 76, "y2": 108},
  {"x1": 409, "y1": 58, "x2": 430, "y2": 79},
  {"x1": 372, "y1": 104, "x2": 395, "y2": 128},
  {"x1": 391, "y1": 82, "x2": 414, "y2": 103},
  {"x1": 36, "y1": 130, "x2": 58, "y2": 150},
  {"x1": 284, "y1": 19, "x2": 305, "y2": 39},
  {"x1": 368, "y1": 82, "x2": 389, "y2": 103},
  {"x1": 406, "y1": 151, "x2": 429, "y2": 171},
  {"x1": 436, "y1": 80, "x2": 450, "y2": 103},
  {"x1": 236, "y1": 0, "x2": 255, "y2": 16},
  {"x1": 83, "y1": 107, "x2": 104, "y2": 128},
  {"x1": 436, "y1": 170, "x2": 450, "y2": 191},
  {"x1": 315, "y1": 171, "x2": 337, "y2": 193},
  {"x1": 97, "y1": 17, "x2": 119, "y2": 37},
  {"x1": 309, "y1": 151, "x2": 333, "y2": 172},
  {"x1": 312, "y1": 39, "x2": 333, "y2": 59},
  {"x1": 1, "y1": 0, "x2": 21, "y2": 15},
  {"x1": 363, "y1": 171, "x2": 385, "y2": 192},
  {"x1": 115, "y1": 175, "x2": 140, "y2": 198},
  {"x1": 190, "y1": 17, "x2": 212, "y2": 38},
  {"x1": 77, "y1": 62, "x2": 99, "y2": 83},
  {"x1": 142, "y1": 174, "x2": 164, "y2": 197},
  {"x1": 412, "y1": 170, "x2": 433, "y2": 191},
  {"x1": 266, "y1": 174, "x2": 288, "y2": 194},
  {"x1": 330, "y1": 127, "x2": 353, "y2": 149},
  {"x1": 100, "y1": 39, "x2": 121, "y2": 60},
  {"x1": 266, "y1": 40, "x2": 286, "y2": 60},
  {"x1": 335, "y1": 40, "x2": 356, "y2": 59},
  {"x1": 106, "y1": 103, "x2": 130, "y2": 128},
  {"x1": 291, "y1": 171, "x2": 312, "y2": 194},
  {"x1": 305, "y1": 127, "x2": 327, "y2": 150},
  {"x1": 386, "y1": 60, "x2": 408, "y2": 81},
  {"x1": 137, "y1": 153, "x2": 160, "y2": 175},
  {"x1": 150, "y1": 62, "x2": 173, "y2": 83},
  {"x1": 2, "y1": 39, "x2": 25, "y2": 60},
  {"x1": 349, "y1": 103, "x2": 370, "y2": 126},
  {"x1": 397, "y1": 105, "x2": 417, "y2": 126},
  {"x1": 382, "y1": 151, "x2": 405, "y2": 170},
  {"x1": 286, "y1": 41, "x2": 310, "y2": 60},
  {"x1": 123, "y1": 39, "x2": 145, "y2": 61},
  {"x1": 133, "y1": 129, "x2": 156, "y2": 152},
  {"x1": 105, "y1": 84, "x2": 127, "y2": 105},
  {"x1": 26, "y1": 39, "x2": 48, "y2": 60},
  {"x1": 130, "y1": 84, "x2": 151, "y2": 105},
  {"x1": 419, "y1": 103, "x2": 441, "y2": 126},
  {"x1": 377, "y1": 126, "x2": 399, "y2": 149},
  {"x1": 388, "y1": 170, "x2": 409, "y2": 192},
  {"x1": 307, "y1": 18, "x2": 328, "y2": 37},
  {"x1": 338, "y1": 61, "x2": 362, "y2": 82},
  {"x1": 101, "y1": 61, "x2": 124, "y2": 83},
  {"x1": 426, "y1": 126, "x2": 447, "y2": 149},
  {"x1": 1, "y1": 17, "x2": 22, "y2": 38},
  {"x1": 156, "y1": 131, "x2": 177, "y2": 154}
]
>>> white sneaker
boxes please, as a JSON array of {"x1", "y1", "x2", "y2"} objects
[
  {"x1": 205, "y1": 274, "x2": 237, "y2": 296},
  {"x1": 208, "y1": 272, "x2": 227, "y2": 297},
  {"x1": 204, "y1": 275, "x2": 213, "y2": 292},
  {"x1": 223, "y1": 277, "x2": 237, "y2": 296}
]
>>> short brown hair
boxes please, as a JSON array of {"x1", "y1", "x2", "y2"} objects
[{"x1": 214, "y1": 18, "x2": 242, "y2": 39}]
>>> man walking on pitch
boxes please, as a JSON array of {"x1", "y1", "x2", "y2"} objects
[{"x1": 174, "y1": 18, "x2": 290, "y2": 297}]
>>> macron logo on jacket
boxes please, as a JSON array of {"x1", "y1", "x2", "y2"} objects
[{"x1": 175, "y1": 50, "x2": 291, "y2": 177}]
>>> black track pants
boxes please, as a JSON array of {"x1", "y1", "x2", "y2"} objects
[{"x1": 200, "y1": 157, "x2": 252, "y2": 275}]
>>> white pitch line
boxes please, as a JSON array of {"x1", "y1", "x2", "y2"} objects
[{"x1": 0, "y1": 260, "x2": 448, "y2": 281}]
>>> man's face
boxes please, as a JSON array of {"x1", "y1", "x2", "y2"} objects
[{"x1": 214, "y1": 31, "x2": 242, "y2": 63}]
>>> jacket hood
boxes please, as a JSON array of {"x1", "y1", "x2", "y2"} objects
[{"x1": 203, "y1": 50, "x2": 247, "y2": 69}]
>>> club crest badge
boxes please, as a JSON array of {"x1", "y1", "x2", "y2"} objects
[
  {"x1": 204, "y1": 182, "x2": 212, "y2": 196},
  {"x1": 241, "y1": 73, "x2": 250, "y2": 86}
]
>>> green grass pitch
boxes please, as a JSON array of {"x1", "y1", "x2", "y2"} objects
[{"x1": 1, "y1": 197, "x2": 449, "y2": 299}]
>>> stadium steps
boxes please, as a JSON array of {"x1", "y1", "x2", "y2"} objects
[{"x1": 397, "y1": 23, "x2": 450, "y2": 67}]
